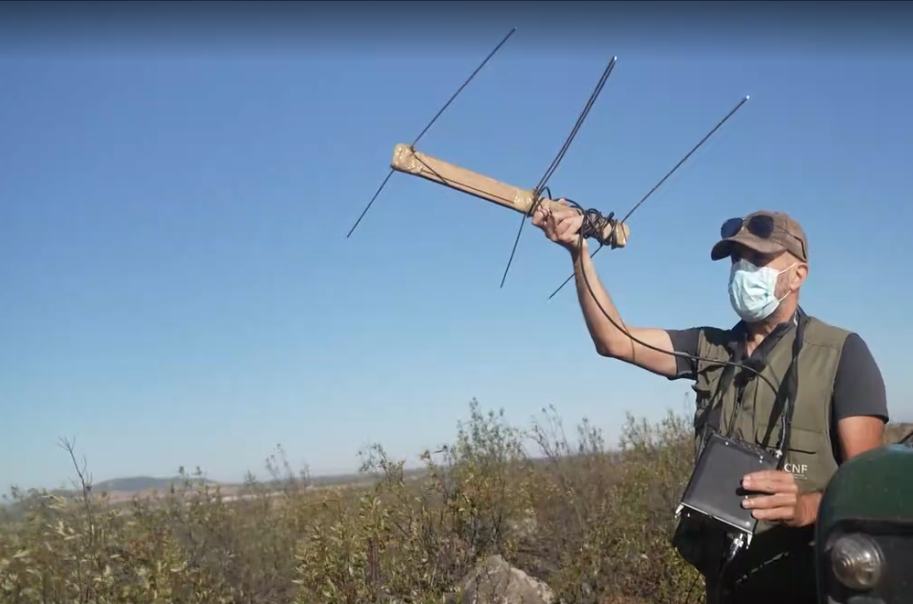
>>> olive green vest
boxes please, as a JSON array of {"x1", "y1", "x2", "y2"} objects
[
  {"x1": 678, "y1": 315, "x2": 850, "y2": 599},
  {"x1": 692, "y1": 316, "x2": 850, "y2": 501}
]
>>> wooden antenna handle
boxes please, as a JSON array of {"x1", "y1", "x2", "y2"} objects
[{"x1": 390, "y1": 144, "x2": 629, "y2": 247}]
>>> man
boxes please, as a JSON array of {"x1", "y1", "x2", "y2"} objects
[{"x1": 531, "y1": 206, "x2": 888, "y2": 603}]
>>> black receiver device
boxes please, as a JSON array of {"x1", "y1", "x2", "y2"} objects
[{"x1": 676, "y1": 431, "x2": 779, "y2": 546}]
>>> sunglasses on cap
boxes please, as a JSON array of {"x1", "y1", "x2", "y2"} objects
[{"x1": 720, "y1": 215, "x2": 807, "y2": 259}]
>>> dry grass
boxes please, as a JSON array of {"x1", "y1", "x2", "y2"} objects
[{"x1": 0, "y1": 400, "x2": 704, "y2": 603}]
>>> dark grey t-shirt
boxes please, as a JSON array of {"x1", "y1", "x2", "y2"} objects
[{"x1": 667, "y1": 326, "x2": 889, "y2": 427}]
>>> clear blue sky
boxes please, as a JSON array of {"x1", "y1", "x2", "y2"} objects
[{"x1": 2, "y1": 2, "x2": 912, "y2": 493}]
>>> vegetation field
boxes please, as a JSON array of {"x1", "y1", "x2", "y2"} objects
[{"x1": 2, "y1": 400, "x2": 909, "y2": 603}]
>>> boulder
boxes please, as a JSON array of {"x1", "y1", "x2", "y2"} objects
[{"x1": 455, "y1": 554, "x2": 554, "y2": 604}]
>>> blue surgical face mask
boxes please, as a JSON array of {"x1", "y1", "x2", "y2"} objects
[{"x1": 728, "y1": 259, "x2": 796, "y2": 323}]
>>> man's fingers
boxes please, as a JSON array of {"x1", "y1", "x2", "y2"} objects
[
  {"x1": 533, "y1": 203, "x2": 551, "y2": 219},
  {"x1": 742, "y1": 470, "x2": 798, "y2": 494},
  {"x1": 742, "y1": 493, "x2": 796, "y2": 510},
  {"x1": 532, "y1": 201, "x2": 586, "y2": 251},
  {"x1": 750, "y1": 506, "x2": 795, "y2": 522},
  {"x1": 547, "y1": 204, "x2": 578, "y2": 222},
  {"x1": 556, "y1": 215, "x2": 583, "y2": 239}
]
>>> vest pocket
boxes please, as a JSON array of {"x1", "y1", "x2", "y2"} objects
[
  {"x1": 754, "y1": 424, "x2": 821, "y2": 454},
  {"x1": 783, "y1": 427, "x2": 822, "y2": 455},
  {"x1": 692, "y1": 363, "x2": 726, "y2": 433},
  {"x1": 755, "y1": 424, "x2": 823, "y2": 490},
  {"x1": 691, "y1": 383, "x2": 714, "y2": 434},
  {"x1": 784, "y1": 428, "x2": 822, "y2": 490}
]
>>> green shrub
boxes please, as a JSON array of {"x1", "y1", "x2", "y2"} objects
[
  {"x1": 1, "y1": 400, "x2": 701, "y2": 603},
  {"x1": 523, "y1": 408, "x2": 701, "y2": 603}
]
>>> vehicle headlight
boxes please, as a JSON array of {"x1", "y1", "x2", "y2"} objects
[{"x1": 830, "y1": 533, "x2": 885, "y2": 590}]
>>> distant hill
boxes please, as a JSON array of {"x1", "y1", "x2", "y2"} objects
[
  {"x1": 88, "y1": 469, "x2": 425, "y2": 497},
  {"x1": 83, "y1": 427, "x2": 912, "y2": 496},
  {"x1": 94, "y1": 476, "x2": 216, "y2": 493}
]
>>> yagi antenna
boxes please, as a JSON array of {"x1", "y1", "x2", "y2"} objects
[{"x1": 352, "y1": 34, "x2": 750, "y2": 303}]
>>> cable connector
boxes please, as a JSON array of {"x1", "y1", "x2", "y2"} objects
[
  {"x1": 564, "y1": 200, "x2": 629, "y2": 248},
  {"x1": 581, "y1": 209, "x2": 628, "y2": 248}
]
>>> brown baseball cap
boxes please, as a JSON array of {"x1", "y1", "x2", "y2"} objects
[{"x1": 710, "y1": 210, "x2": 808, "y2": 262}]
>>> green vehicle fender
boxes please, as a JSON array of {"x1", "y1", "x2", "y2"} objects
[{"x1": 816, "y1": 444, "x2": 913, "y2": 604}]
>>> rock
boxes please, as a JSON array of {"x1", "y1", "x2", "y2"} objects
[{"x1": 455, "y1": 554, "x2": 554, "y2": 604}]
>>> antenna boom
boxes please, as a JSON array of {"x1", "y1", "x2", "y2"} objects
[{"x1": 390, "y1": 144, "x2": 629, "y2": 248}]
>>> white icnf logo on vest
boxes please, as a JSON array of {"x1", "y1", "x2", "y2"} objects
[{"x1": 784, "y1": 462, "x2": 809, "y2": 479}]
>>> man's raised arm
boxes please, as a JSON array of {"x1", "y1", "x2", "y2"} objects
[{"x1": 532, "y1": 202, "x2": 681, "y2": 378}]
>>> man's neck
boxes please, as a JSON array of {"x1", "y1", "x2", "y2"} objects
[{"x1": 744, "y1": 298, "x2": 799, "y2": 354}]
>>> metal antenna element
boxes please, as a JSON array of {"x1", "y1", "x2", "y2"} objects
[
  {"x1": 346, "y1": 27, "x2": 517, "y2": 238},
  {"x1": 619, "y1": 95, "x2": 749, "y2": 224},
  {"x1": 499, "y1": 56, "x2": 618, "y2": 288},
  {"x1": 546, "y1": 95, "x2": 751, "y2": 299}
]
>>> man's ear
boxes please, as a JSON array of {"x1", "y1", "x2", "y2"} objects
[{"x1": 792, "y1": 262, "x2": 809, "y2": 290}]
